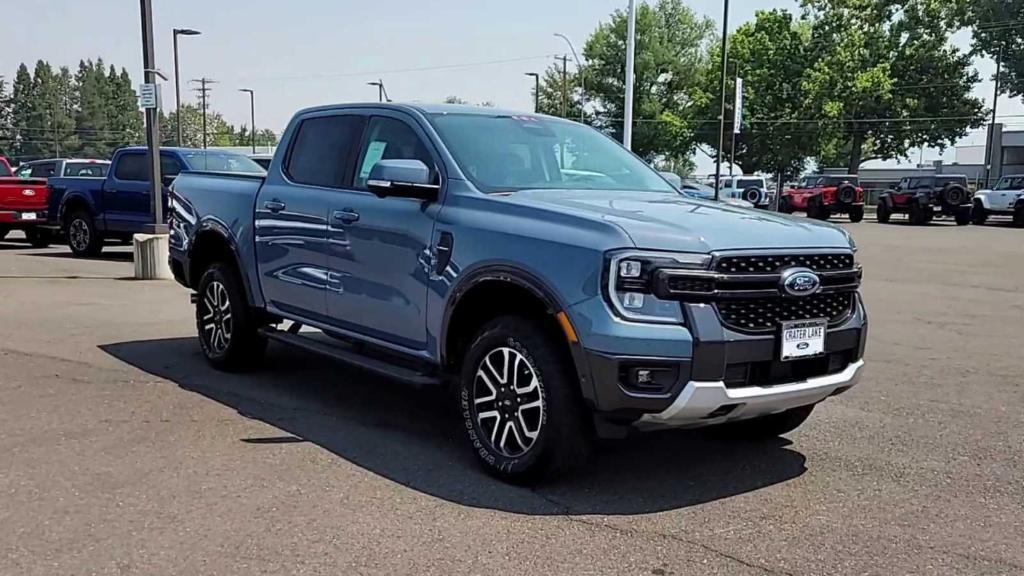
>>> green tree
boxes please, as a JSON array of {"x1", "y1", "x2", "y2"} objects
[
  {"x1": 443, "y1": 95, "x2": 497, "y2": 107},
  {"x1": 696, "y1": 10, "x2": 816, "y2": 180},
  {"x1": 968, "y1": 0, "x2": 1024, "y2": 97},
  {"x1": 75, "y1": 59, "x2": 113, "y2": 157},
  {"x1": 801, "y1": 0, "x2": 985, "y2": 172},
  {"x1": 535, "y1": 63, "x2": 583, "y2": 119},
  {"x1": 254, "y1": 128, "x2": 278, "y2": 147},
  {"x1": 10, "y1": 63, "x2": 36, "y2": 158},
  {"x1": 164, "y1": 103, "x2": 232, "y2": 148},
  {"x1": 0, "y1": 78, "x2": 12, "y2": 157},
  {"x1": 581, "y1": 0, "x2": 716, "y2": 160},
  {"x1": 106, "y1": 67, "x2": 143, "y2": 152}
]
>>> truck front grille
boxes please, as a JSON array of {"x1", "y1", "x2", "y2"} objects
[
  {"x1": 716, "y1": 292, "x2": 855, "y2": 332},
  {"x1": 715, "y1": 253, "x2": 854, "y2": 274}
]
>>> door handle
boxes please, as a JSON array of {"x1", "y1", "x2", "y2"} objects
[
  {"x1": 263, "y1": 200, "x2": 286, "y2": 213},
  {"x1": 332, "y1": 209, "x2": 360, "y2": 224}
]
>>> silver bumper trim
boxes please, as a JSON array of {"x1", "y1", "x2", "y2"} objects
[{"x1": 637, "y1": 359, "x2": 865, "y2": 429}]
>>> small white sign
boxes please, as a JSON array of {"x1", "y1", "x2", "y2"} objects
[{"x1": 139, "y1": 83, "x2": 160, "y2": 109}]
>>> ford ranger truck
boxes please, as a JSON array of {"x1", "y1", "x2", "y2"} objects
[
  {"x1": 47, "y1": 147, "x2": 264, "y2": 256},
  {"x1": 169, "y1": 104, "x2": 867, "y2": 483}
]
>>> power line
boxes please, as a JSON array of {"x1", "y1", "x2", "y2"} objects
[{"x1": 232, "y1": 54, "x2": 558, "y2": 82}]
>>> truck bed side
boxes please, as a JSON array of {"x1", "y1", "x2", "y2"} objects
[
  {"x1": 47, "y1": 176, "x2": 107, "y2": 228},
  {"x1": 168, "y1": 170, "x2": 266, "y2": 307}
]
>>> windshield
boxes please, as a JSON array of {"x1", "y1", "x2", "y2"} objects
[
  {"x1": 995, "y1": 176, "x2": 1024, "y2": 190},
  {"x1": 65, "y1": 162, "x2": 109, "y2": 177},
  {"x1": 428, "y1": 113, "x2": 674, "y2": 194},
  {"x1": 180, "y1": 151, "x2": 266, "y2": 174}
]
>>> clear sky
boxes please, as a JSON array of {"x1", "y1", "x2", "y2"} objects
[{"x1": 1, "y1": 0, "x2": 1019, "y2": 173}]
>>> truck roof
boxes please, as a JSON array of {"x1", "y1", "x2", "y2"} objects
[{"x1": 293, "y1": 102, "x2": 551, "y2": 120}]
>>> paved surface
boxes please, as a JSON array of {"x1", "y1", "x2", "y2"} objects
[{"x1": 1, "y1": 220, "x2": 1022, "y2": 576}]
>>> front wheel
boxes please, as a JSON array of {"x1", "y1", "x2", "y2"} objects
[
  {"x1": 25, "y1": 228, "x2": 51, "y2": 248},
  {"x1": 808, "y1": 199, "x2": 830, "y2": 221},
  {"x1": 721, "y1": 405, "x2": 815, "y2": 439},
  {"x1": 0, "y1": 227, "x2": 8, "y2": 241},
  {"x1": 1014, "y1": 207, "x2": 1024, "y2": 228},
  {"x1": 972, "y1": 201, "x2": 988, "y2": 225},
  {"x1": 778, "y1": 196, "x2": 794, "y2": 214},
  {"x1": 458, "y1": 316, "x2": 592, "y2": 483},
  {"x1": 66, "y1": 211, "x2": 104, "y2": 256},
  {"x1": 876, "y1": 202, "x2": 891, "y2": 223},
  {"x1": 908, "y1": 203, "x2": 929, "y2": 225},
  {"x1": 847, "y1": 205, "x2": 864, "y2": 223},
  {"x1": 196, "y1": 263, "x2": 267, "y2": 371},
  {"x1": 954, "y1": 209, "x2": 971, "y2": 226}
]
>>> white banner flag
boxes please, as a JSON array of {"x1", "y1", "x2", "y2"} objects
[{"x1": 733, "y1": 78, "x2": 743, "y2": 134}]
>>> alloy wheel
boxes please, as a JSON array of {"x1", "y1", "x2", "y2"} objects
[
  {"x1": 200, "y1": 281, "x2": 233, "y2": 354},
  {"x1": 69, "y1": 219, "x2": 90, "y2": 252},
  {"x1": 472, "y1": 346, "x2": 545, "y2": 458}
]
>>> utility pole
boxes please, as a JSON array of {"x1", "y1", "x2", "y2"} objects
[
  {"x1": 139, "y1": 0, "x2": 163, "y2": 231},
  {"x1": 191, "y1": 77, "x2": 215, "y2": 149},
  {"x1": 714, "y1": 0, "x2": 731, "y2": 201},
  {"x1": 555, "y1": 33, "x2": 586, "y2": 123},
  {"x1": 524, "y1": 72, "x2": 539, "y2": 113},
  {"x1": 984, "y1": 45, "x2": 1003, "y2": 188},
  {"x1": 730, "y1": 61, "x2": 739, "y2": 177},
  {"x1": 239, "y1": 88, "x2": 255, "y2": 154},
  {"x1": 557, "y1": 55, "x2": 569, "y2": 118},
  {"x1": 172, "y1": 29, "x2": 201, "y2": 146},
  {"x1": 623, "y1": 0, "x2": 636, "y2": 149}
]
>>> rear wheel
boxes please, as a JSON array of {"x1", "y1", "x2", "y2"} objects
[
  {"x1": 876, "y1": 202, "x2": 891, "y2": 223},
  {"x1": 778, "y1": 196, "x2": 794, "y2": 214},
  {"x1": 458, "y1": 315, "x2": 592, "y2": 483},
  {"x1": 847, "y1": 205, "x2": 864, "y2": 223},
  {"x1": 808, "y1": 198, "x2": 830, "y2": 221},
  {"x1": 195, "y1": 263, "x2": 267, "y2": 371},
  {"x1": 66, "y1": 211, "x2": 103, "y2": 256},
  {"x1": 971, "y1": 200, "x2": 988, "y2": 225},
  {"x1": 0, "y1": 227, "x2": 8, "y2": 241},
  {"x1": 1014, "y1": 206, "x2": 1024, "y2": 228},
  {"x1": 908, "y1": 203, "x2": 929, "y2": 225},
  {"x1": 954, "y1": 209, "x2": 971, "y2": 226},
  {"x1": 722, "y1": 405, "x2": 816, "y2": 439},
  {"x1": 25, "y1": 228, "x2": 51, "y2": 248}
]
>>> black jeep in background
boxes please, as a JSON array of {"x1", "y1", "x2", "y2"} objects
[{"x1": 877, "y1": 174, "x2": 973, "y2": 226}]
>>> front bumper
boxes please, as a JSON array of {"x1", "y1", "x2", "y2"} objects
[
  {"x1": 637, "y1": 359, "x2": 863, "y2": 429},
  {"x1": 574, "y1": 294, "x2": 867, "y2": 429}
]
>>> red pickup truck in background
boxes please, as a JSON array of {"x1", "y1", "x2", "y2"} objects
[{"x1": 0, "y1": 157, "x2": 52, "y2": 247}]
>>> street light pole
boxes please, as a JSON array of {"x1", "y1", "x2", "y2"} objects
[
  {"x1": 623, "y1": 0, "x2": 637, "y2": 149},
  {"x1": 139, "y1": 0, "x2": 163, "y2": 231},
  {"x1": 367, "y1": 80, "x2": 387, "y2": 102},
  {"x1": 984, "y1": 45, "x2": 1004, "y2": 188},
  {"x1": 554, "y1": 33, "x2": 586, "y2": 123},
  {"x1": 239, "y1": 88, "x2": 255, "y2": 154},
  {"x1": 524, "y1": 72, "x2": 539, "y2": 113},
  {"x1": 730, "y1": 60, "x2": 739, "y2": 177},
  {"x1": 172, "y1": 28, "x2": 201, "y2": 147},
  {"x1": 713, "y1": 0, "x2": 731, "y2": 201}
]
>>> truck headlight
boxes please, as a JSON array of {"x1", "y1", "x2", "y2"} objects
[{"x1": 605, "y1": 250, "x2": 710, "y2": 324}]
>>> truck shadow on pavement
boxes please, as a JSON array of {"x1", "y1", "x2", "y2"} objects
[{"x1": 101, "y1": 337, "x2": 807, "y2": 516}]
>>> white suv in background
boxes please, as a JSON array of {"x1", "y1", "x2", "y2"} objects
[
  {"x1": 973, "y1": 175, "x2": 1024, "y2": 226},
  {"x1": 715, "y1": 176, "x2": 773, "y2": 208}
]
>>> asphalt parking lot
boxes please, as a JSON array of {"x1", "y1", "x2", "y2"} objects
[{"x1": 1, "y1": 218, "x2": 1022, "y2": 576}]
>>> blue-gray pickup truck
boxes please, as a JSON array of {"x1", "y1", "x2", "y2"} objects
[
  {"x1": 169, "y1": 103, "x2": 867, "y2": 482},
  {"x1": 47, "y1": 146, "x2": 264, "y2": 256}
]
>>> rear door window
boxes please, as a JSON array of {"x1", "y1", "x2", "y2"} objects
[
  {"x1": 285, "y1": 114, "x2": 366, "y2": 188},
  {"x1": 64, "y1": 162, "x2": 109, "y2": 177},
  {"x1": 114, "y1": 153, "x2": 149, "y2": 182}
]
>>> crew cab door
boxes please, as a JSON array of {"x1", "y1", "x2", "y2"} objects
[
  {"x1": 324, "y1": 112, "x2": 442, "y2": 352},
  {"x1": 103, "y1": 152, "x2": 182, "y2": 231},
  {"x1": 254, "y1": 112, "x2": 366, "y2": 324}
]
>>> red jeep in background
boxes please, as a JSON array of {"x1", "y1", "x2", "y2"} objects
[
  {"x1": 780, "y1": 174, "x2": 865, "y2": 222},
  {"x1": 0, "y1": 157, "x2": 52, "y2": 247}
]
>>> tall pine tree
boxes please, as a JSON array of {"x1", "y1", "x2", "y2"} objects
[
  {"x1": 75, "y1": 59, "x2": 112, "y2": 158},
  {"x1": 0, "y1": 78, "x2": 12, "y2": 157},
  {"x1": 107, "y1": 67, "x2": 142, "y2": 152},
  {"x1": 10, "y1": 63, "x2": 36, "y2": 159}
]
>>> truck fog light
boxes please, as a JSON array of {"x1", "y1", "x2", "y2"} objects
[
  {"x1": 619, "y1": 260, "x2": 642, "y2": 278},
  {"x1": 621, "y1": 292, "x2": 644, "y2": 309}
]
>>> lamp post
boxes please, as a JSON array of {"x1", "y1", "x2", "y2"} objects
[
  {"x1": 172, "y1": 28, "x2": 201, "y2": 147},
  {"x1": 524, "y1": 72, "x2": 539, "y2": 112},
  {"x1": 554, "y1": 33, "x2": 585, "y2": 123},
  {"x1": 713, "y1": 0, "x2": 731, "y2": 201},
  {"x1": 623, "y1": 0, "x2": 636, "y2": 150},
  {"x1": 367, "y1": 80, "x2": 389, "y2": 102},
  {"x1": 239, "y1": 88, "x2": 255, "y2": 153}
]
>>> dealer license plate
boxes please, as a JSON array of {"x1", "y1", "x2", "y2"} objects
[
  {"x1": 20, "y1": 212, "x2": 37, "y2": 220},
  {"x1": 781, "y1": 319, "x2": 826, "y2": 361}
]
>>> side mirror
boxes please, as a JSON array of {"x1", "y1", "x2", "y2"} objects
[
  {"x1": 367, "y1": 159, "x2": 439, "y2": 200},
  {"x1": 162, "y1": 175, "x2": 177, "y2": 187}
]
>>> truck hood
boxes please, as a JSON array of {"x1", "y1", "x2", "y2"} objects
[{"x1": 506, "y1": 189, "x2": 854, "y2": 252}]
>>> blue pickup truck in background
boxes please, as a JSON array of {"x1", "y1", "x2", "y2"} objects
[
  {"x1": 169, "y1": 103, "x2": 867, "y2": 483},
  {"x1": 47, "y1": 146, "x2": 264, "y2": 256}
]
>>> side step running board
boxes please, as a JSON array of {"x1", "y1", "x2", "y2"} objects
[{"x1": 259, "y1": 326, "x2": 441, "y2": 387}]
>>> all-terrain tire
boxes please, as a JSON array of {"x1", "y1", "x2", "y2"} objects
[
  {"x1": 876, "y1": 202, "x2": 891, "y2": 224},
  {"x1": 195, "y1": 263, "x2": 267, "y2": 371},
  {"x1": 66, "y1": 210, "x2": 104, "y2": 257},
  {"x1": 457, "y1": 315, "x2": 592, "y2": 483},
  {"x1": 847, "y1": 205, "x2": 864, "y2": 223},
  {"x1": 971, "y1": 200, "x2": 988, "y2": 225}
]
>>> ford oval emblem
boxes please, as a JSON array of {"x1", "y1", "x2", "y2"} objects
[
  {"x1": 780, "y1": 267, "x2": 821, "y2": 297},
  {"x1": 21, "y1": 189, "x2": 35, "y2": 197}
]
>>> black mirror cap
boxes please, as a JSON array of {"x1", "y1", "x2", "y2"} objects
[
  {"x1": 161, "y1": 175, "x2": 177, "y2": 187},
  {"x1": 367, "y1": 159, "x2": 439, "y2": 201}
]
